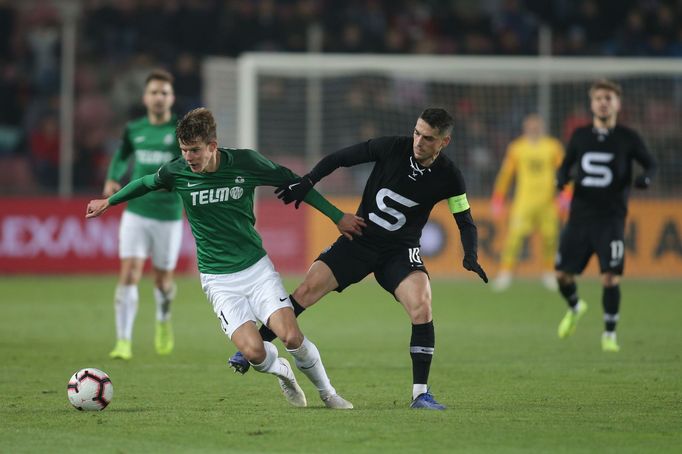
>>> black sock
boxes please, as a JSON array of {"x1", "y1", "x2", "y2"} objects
[
  {"x1": 258, "y1": 294, "x2": 306, "y2": 342},
  {"x1": 558, "y1": 282, "x2": 579, "y2": 309},
  {"x1": 602, "y1": 286, "x2": 620, "y2": 332},
  {"x1": 410, "y1": 321, "x2": 434, "y2": 386}
]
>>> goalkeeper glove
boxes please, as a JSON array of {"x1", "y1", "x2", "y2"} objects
[
  {"x1": 274, "y1": 174, "x2": 314, "y2": 209},
  {"x1": 633, "y1": 174, "x2": 651, "y2": 189},
  {"x1": 463, "y1": 255, "x2": 488, "y2": 283}
]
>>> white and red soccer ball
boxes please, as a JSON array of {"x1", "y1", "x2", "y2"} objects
[{"x1": 67, "y1": 368, "x2": 114, "y2": 411}]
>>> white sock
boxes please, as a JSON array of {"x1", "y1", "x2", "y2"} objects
[
  {"x1": 153, "y1": 284, "x2": 175, "y2": 322},
  {"x1": 287, "y1": 337, "x2": 336, "y2": 397},
  {"x1": 251, "y1": 341, "x2": 290, "y2": 378},
  {"x1": 114, "y1": 284, "x2": 138, "y2": 341},
  {"x1": 413, "y1": 384, "x2": 428, "y2": 400}
]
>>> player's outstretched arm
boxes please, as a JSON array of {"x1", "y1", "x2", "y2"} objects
[
  {"x1": 87, "y1": 174, "x2": 159, "y2": 219},
  {"x1": 274, "y1": 175, "x2": 314, "y2": 208},
  {"x1": 86, "y1": 199, "x2": 110, "y2": 218},
  {"x1": 299, "y1": 188, "x2": 366, "y2": 240},
  {"x1": 336, "y1": 213, "x2": 367, "y2": 240},
  {"x1": 275, "y1": 141, "x2": 375, "y2": 208}
]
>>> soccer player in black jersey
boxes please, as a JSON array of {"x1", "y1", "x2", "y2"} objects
[
  {"x1": 555, "y1": 79, "x2": 657, "y2": 352},
  {"x1": 230, "y1": 108, "x2": 488, "y2": 410}
]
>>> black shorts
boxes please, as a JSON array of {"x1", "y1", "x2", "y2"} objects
[
  {"x1": 555, "y1": 218, "x2": 625, "y2": 275},
  {"x1": 316, "y1": 236, "x2": 429, "y2": 296}
]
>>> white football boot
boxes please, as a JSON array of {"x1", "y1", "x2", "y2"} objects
[
  {"x1": 321, "y1": 393, "x2": 354, "y2": 409},
  {"x1": 276, "y1": 358, "x2": 307, "y2": 407}
]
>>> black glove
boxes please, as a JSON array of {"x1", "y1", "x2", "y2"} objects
[
  {"x1": 633, "y1": 174, "x2": 651, "y2": 189},
  {"x1": 274, "y1": 175, "x2": 314, "y2": 209},
  {"x1": 463, "y1": 255, "x2": 488, "y2": 283}
]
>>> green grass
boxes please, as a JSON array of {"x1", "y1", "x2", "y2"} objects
[{"x1": 1, "y1": 275, "x2": 681, "y2": 453}]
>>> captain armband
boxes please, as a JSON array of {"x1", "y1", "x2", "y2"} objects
[{"x1": 447, "y1": 194, "x2": 470, "y2": 214}]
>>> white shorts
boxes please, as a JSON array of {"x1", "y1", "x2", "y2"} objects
[
  {"x1": 119, "y1": 211, "x2": 183, "y2": 271},
  {"x1": 200, "y1": 256, "x2": 292, "y2": 339}
]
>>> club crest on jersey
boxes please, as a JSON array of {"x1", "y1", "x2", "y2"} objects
[
  {"x1": 164, "y1": 133, "x2": 174, "y2": 145},
  {"x1": 235, "y1": 176, "x2": 245, "y2": 183},
  {"x1": 190, "y1": 186, "x2": 244, "y2": 205},
  {"x1": 408, "y1": 156, "x2": 430, "y2": 181}
]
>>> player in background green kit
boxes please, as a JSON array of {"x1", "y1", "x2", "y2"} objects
[
  {"x1": 103, "y1": 69, "x2": 183, "y2": 360},
  {"x1": 86, "y1": 108, "x2": 365, "y2": 409}
]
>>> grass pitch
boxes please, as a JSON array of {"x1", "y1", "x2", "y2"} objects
[{"x1": 1, "y1": 275, "x2": 681, "y2": 453}]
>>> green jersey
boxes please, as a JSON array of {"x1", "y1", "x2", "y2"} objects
[
  {"x1": 110, "y1": 148, "x2": 343, "y2": 274},
  {"x1": 107, "y1": 115, "x2": 182, "y2": 221}
]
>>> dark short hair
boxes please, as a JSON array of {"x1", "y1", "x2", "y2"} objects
[
  {"x1": 145, "y1": 69, "x2": 174, "y2": 87},
  {"x1": 589, "y1": 79, "x2": 622, "y2": 98},
  {"x1": 177, "y1": 108, "x2": 217, "y2": 145},
  {"x1": 419, "y1": 108, "x2": 454, "y2": 136}
]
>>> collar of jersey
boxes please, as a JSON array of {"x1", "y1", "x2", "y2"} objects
[
  {"x1": 217, "y1": 148, "x2": 235, "y2": 169},
  {"x1": 592, "y1": 126, "x2": 614, "y2": 136},
  {"x1": 411, "y1": 153, "x2": 438, "y2": 171},
  {"x1": 143, "y1": 114, "x2": 178, "y2": 128}
]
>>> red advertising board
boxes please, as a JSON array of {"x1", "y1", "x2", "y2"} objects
[{"x1": 0, "y1": 197, "x2": 306, "y2": 274}]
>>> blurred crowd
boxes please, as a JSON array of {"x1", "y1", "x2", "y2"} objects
[{"x1": 0, "y1": 0, "x2": 681, "y2": 195}]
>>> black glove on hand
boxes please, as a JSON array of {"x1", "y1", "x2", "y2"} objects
[
  {"x1": 633, "y1": 174, "x2": 651, "y2": 189},
  {"x1": 274, "y1": 175, "x2": 314, "y2": 209},
  {"x1": 463, "y1": 255, "x2": 488, "y2": 283}
]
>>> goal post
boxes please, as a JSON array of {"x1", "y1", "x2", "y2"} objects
[{"x1": 204, "y1": 53, "x2": 682, "y2": 197}]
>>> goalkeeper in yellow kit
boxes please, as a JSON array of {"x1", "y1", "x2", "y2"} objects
[{"x1": 491, "y1": 114, "x2": 567, "y2": 291}]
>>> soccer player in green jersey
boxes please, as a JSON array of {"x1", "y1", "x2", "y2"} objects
[
  {"x1": 86, "y1": 108, "x2": 364, "y2": 409},
  {"x1": 103, "y1": 69, "x2": 182, "y2": 360}
]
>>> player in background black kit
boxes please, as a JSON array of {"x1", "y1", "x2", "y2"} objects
[
  {"x1": 555, "y1": 79, "x2": 657, "y2": 352},
  {"x1": 229, "y1": 108, "x2": 488, "y2": 410}
]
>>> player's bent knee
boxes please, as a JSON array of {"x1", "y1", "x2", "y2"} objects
[
  {"x1": 278, "y1": 330, "x2": 304, "y2": 350},
  {"x1": 153, "y1": 273, "x2": 173, "y2": 290},
  {"x1": 602, "y1": 273, "x2": 620, "y2": 287},
  {"x1": 241, "y1": 344, "x2": 267, "y2": 364},
  {"x1": 411, "y1": 310, "x2": 432, "y2": 324},
  {"x1": 556, "y1": 272, "x2": 573, "y2": 286},
  {"x1": 407, "y1": 301, "x2": 432, "y2": 324}
]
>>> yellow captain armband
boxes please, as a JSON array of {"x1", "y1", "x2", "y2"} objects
[{"x1": 447, "y1": 194, "x2": 470, "y2": 214}]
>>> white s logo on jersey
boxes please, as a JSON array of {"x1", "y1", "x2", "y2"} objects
[
  {"x1": 369, "y1": 188, "x2": 419, "y2": 231},
  {"x1": 581, "y1": 152, "x2": 614, "y2": 187}
]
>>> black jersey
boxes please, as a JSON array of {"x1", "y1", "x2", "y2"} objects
[
  {"x1": 308, "y1": 136, "x2": 467, "y2": 248},
  {"x1": 559, "y1": 124, "x2": 656, "y2": 221}
]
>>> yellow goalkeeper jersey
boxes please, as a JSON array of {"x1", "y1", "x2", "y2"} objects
[{"x1": 493, "y1": 135, "x2": 564, "y2": 207}]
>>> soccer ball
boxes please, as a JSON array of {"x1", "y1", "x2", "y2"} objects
[{"x1": 67, "y1": 368, "x2": 114, "y2": 411}]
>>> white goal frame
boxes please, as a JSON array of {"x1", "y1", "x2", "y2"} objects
[{"x1": 229, "y1": 53, "x2": 682, "y2": 155}]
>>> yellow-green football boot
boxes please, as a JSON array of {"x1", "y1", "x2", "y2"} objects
[
  {"x1": 557, "y1": 300, "x2": 588, "y2": 339},
  {"x1": 601, "y1": 333, "x2": 621, "y2": 352},
  {"x1": 109, "y1": 339, "x2": 132, "y2": 360},
  {"x1": 155, "y1": 320, "x2": 174, "y2": 355}
]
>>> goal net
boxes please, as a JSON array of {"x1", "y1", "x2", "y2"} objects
[{"x1": 204, "y1": 54, "x2": 682, "y2": 198}]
